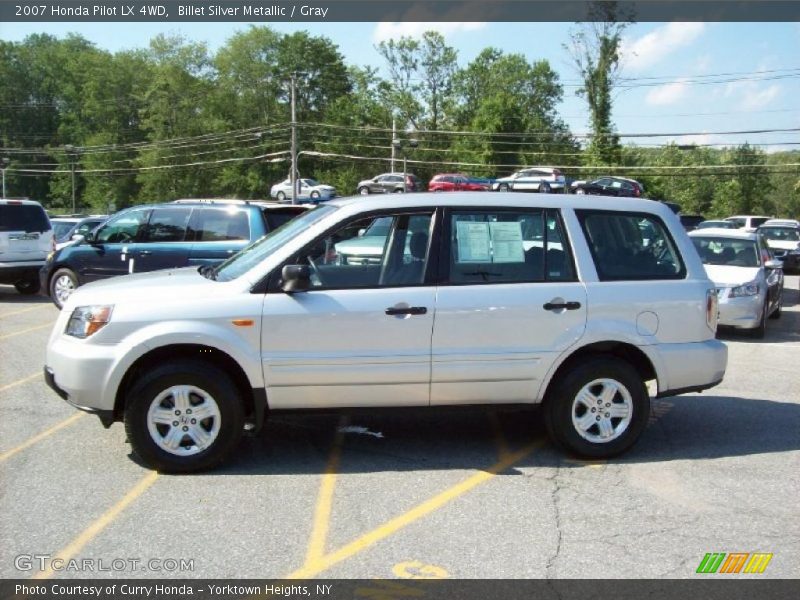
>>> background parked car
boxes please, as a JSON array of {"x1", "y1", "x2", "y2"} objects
[
  {"x1": 0, "y1": 198, "x2": 54, "y2": 294},
  {"x1": 697, "y1": 219, "x2": 737, "y2": 230},
  {"x1": 357, "y1": 173, "x2": 422, "y2": 194},
  {"x1": 491, "y1": 167, "x2": 565, "y2": 193},
  {"x1": 41, "y1": 199, "x2": 307, "y2": 308},
  {"x1": 758, "y1": 220, "x2": 800, "y2": 273},
  {"x1": 689, "y1": 228, "x2": 783, "y2": 338},
  {"x1": 429, "y1": 173, "x2": 491, "y2": 192},
  {"x1": 724, "y1": 215, "x2": 772, "y2": 232},
  {"x1": 679, "y1": 214, "x2": 705, "y2": 232},
  {"x1": 50, "y1": 215, "x2": 108, "y2": 250},
  {"x1": 573, "y1": 176, "x2": 644, "y2": 197},
  {"x1": 270, "y1": 178, "x2": 336, "y2": 203}
]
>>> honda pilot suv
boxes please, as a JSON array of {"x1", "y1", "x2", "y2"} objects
[
  {"x1": 44, "y1": 193, "x2": 727, "y2": 472},
  {"x1": 0, "y1": 199, "x2": 54, "y2": 295},
  {"x1": 40, "y1": 199, "x2": 306, "y2": 308}
]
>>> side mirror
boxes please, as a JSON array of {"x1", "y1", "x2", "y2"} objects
[
  {"x1": 765, "y1": 259, "x2": 783, "y2": 270},
  {"x1": 281, "y1": 264, "x2": 311, "y2": 293},
  {"x1": 358, "y1": 228, "x2": 367, "y2": 237}
]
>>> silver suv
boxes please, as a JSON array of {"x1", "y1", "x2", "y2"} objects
[
  {"x1": 44, "y1": 193, "x2": 727, "y2": 472},
  {"x1": 0, "y1": 199, "x2": 54, "y2": 294}
]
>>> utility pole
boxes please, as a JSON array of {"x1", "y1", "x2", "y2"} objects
[
  {"x1": 1, "y1": 157, "x2": 9, "y2": 198},
  {"x1": 289, "y1": 72, "x2": 298, "y2": 206},
  {"x1": 64, "y1": 145, "x2": 77, "y2": 213},
  {"x1": 391, "y1": 118, "x2": 396, "y2": 172}
]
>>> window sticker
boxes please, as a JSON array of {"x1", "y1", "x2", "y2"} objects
[
  {"x1": 456, "y1": 221, "x2": 491, "y2": 262},
  {"x1": 489, "y1": 221, "x2": 525, "y2": 263}
]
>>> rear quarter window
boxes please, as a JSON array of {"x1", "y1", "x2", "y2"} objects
[
  {"x1": 263, "y1": 208, "x2": 304, "y2": 232},
  {"x1": 577, "y1": 210, "x2": 686, "y2": 281},
  {"x1": 187, "y1": 208, "x2": 250, "y2": 241}
]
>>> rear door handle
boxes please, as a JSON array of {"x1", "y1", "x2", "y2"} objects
[
  {"x1": 385, "y1": 306, "x2": 427, "y2": 316},
  {"x1": 138, "y1": 250, "x2": 152, "y2": 256},
  {"x1": 543, "y1": 301, "x2": 581, "y2": 311}
]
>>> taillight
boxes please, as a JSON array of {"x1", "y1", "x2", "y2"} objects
[{"x1": 706, "y1": 288, "x2": 718, "y2": 333}]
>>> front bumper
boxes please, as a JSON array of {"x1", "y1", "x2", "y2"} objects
[
  {"x1": 716, "y1": 290, "x2": 763, "y2": 329},
  {"x1": 44, "y1": 366, "x2": 115, "y2": 427}
]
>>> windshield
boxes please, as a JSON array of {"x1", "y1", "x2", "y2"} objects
[
  {"x1": 304, "y1": 179, "x2": 320, "y2": 187},
  {"x1": 52, "y1": 221, "x2": 77, "y2": 241},
  {"x1": 214, "y1": 205, "x2": 337, "y2": 282},
  {"x1": 760, "y1": 227, "x2": 799, "y2": 242},
  {"x1": 692, "y1": 237, "x2": 760, "y2": 268}
]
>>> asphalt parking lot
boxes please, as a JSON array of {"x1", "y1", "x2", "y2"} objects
[{"x1": 1, "y1": 278, "x2": 798, "y2": 580}]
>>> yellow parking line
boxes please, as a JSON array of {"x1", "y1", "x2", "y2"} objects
[
  {"x1": 0, "y1": 304, "x2": 51, "y2": 318},
  {"x1": 0, "y1": 413, "x2": 84, "y2": 463},
  {"x1": 0, "y1": 322, "x2": 52, "y2": 340},
  {"x1": 0, "y1": 372, "x2": 41, "y2": 394},
  {"x1": 286, "y1": 439, "x2": 544, "y2": 579},
  {"x1": 32, "y1": 471, "x2": 159, "y2": 580},
  {"x1": 304, "y1": 416, "x2": 348, "y2": 565}
]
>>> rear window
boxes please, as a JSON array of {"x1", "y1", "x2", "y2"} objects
[
  {"x1": 750, "y1": 217, "x2": 770, "y2": 229},
  {"x1": 0, "y1": 204, "x2": 51, "y2": 233},
  {"x1": 577, "y1": 211, "x2": 685, "y2": 281}
]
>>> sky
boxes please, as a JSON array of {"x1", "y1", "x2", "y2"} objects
[{"x1": 1, "y1": 20, "x2": 799, "y2": 151}]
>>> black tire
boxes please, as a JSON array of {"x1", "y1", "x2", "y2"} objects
[
  {"x1": 310, "y1": 191, "x2": 320, "y2": 200},
  {"x1": 276, "y1": 191, "x2": 286, "y2": 202},
  {"x1": 543, "y1": 357, "x2": 650, "y2": 459},
  {"x1": 14, "y1": 278, "x2": 40, "y2": 295},
  {"x1": 575, "y1": 188, "x2": 586, "y2": 195},
  {"x1": 124, "y1": 360, "x2": 245, "y2": 473},
  {"x1": 539, "y1": 182, "x2": 552, "y2": 193},
  {"x1": 393, "y1": 188, "x2": 405, "y2": 193},
  {"x1": 498, "y1": 183, "x2": 511, "y2": 192},
  {"x1": 358, "y1": 186, "x2": 370, "y2": 195},
  {"x1": 49, "y1": 268, "x2": 78, "y2": 309},
  {"x1": 768, "y1": 294, "x2": 782, "y2": 320},
  {"x1": 748, "y1": 302, "x2": 767, "y2": 338}
]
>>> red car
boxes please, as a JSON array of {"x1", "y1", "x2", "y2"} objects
[{"x1": 428, "y1": 173, "x2": 490, "y2": 192}]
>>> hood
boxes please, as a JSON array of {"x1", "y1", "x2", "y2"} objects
[
  {"x1": 63, "y1": 267, "x2": 231, "y2": 309},
  {"x1": 703, "y1": 264, "x2": 761, "y2": 287}
]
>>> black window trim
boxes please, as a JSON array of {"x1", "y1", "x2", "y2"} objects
[
  {"x1": 575, "y1": 208, "x2": 687, "y2": 281},
  {"x1": 437, "y1": 205, "x2": 579, "y2": 287},
  {"x1": 260, "y1": 206, "x2": 444, "y2": 294}
]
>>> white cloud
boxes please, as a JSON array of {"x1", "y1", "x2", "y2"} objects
[
  {"x1": 724, "y1": 81, "x2": 781, "y2": 110},
  {"x1": 622, "y1": 22, "x2": 706, "y2": 71},
  {"x1": 645, "y1": 79, "x2": 690, "y2": 105},
  {"x1": 372, "y1": 22, "x2": 486, "y2": 43}
]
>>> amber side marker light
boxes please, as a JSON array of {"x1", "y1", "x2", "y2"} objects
[{"x1": 231, "y1": 319, "x2": 255, "y2": 327}]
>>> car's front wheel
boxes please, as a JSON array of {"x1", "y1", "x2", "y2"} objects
[
  {"x1": 276, "y1": 191, "x2": 286, "y2": 202},
  {"x1": 539, "y1": 182, "x2": 552, "y2": 193},
  {"x1": 310, "y1": 191, "x2": 320, "y2": 200},
  {"x1": 748, "y1": 301, "x2": 768, "y2": 338},
  {"x1": 358, "y1": 186, "x2": 370, "y2": 195},
  {"x1": 544, "y1": 357, "x2": 649, "y2": 459},
  {"x1": 49, "y1": 268, "x2": 78, "y2": 308},
  {"x1": 124, "y1": 360, "x2": 244, "y2": 473},
  {"x1": 14, "y1": 278, "x2": 40, "y2": 295},
  {"x1": 575, "y1": 188, "x2": 586, "y2": 195}
]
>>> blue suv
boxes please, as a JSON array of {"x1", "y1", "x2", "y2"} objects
[{"x1": 41, "y1": 199, "x2": 307, "y2": 307}]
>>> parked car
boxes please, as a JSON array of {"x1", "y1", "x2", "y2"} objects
[
  {"x1": 757, "y1": 221, "x2": 800, "y2": 273},
  {"x1": 51, "y1": 215, "x2": 108, "y2": 250},
  {"x1": 40, "y1": 199, "x2": 307, "y2": 308},
  {"x1": 679, "y1": 214, "x2": 705, "y2": 232},
  {"x1": 270, "y1": 178, "x2": 337, "y2": 203},
  {"x1": 0, "y1": 198, "x2": 54, "y2": 294},
  {"x1": 492, "y1": 167, "x2": 566, "y2": 193},
  {"x1": 428, "y1": 173, "x2": 491, "y2": 192},
  {"x1": 573, "y1": 176, "x2": 644, "y2": 197},
  {"x1": 697, "y1": 220, "x2": 736, "y2": 230},
  {"x1": 357, "y1": 173, "x2": 422, "y2": 194},
  {"x1": 689, "y1": 228, "x2": 783, "y2": 338},
  {"x1": 44, "y1": 192, "x2": 726, "y2": 472},
  {"x1": 724, "y1": 215, "x2": 773, "y2": 232}
]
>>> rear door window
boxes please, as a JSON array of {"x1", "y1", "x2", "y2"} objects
[
  {"x1": 187, "y1": 208, "x2": 250, "y2": 241},
  {"x1": 142, "y1": 207, "x2": 192, "y2": 243},
  {"x1": 0, "y1": 204, "x2": 50, "y2": 232},
  {"x1": 577, "y1": 211, "x2": 685, "y2": 280}
]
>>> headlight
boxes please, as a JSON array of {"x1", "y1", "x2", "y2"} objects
[
  {"x1": 729, "y1": 282, "x2": 760, "y2": 298},
  {"x1": 65, "y1": 305, "x2": 113, "y2": 339}
]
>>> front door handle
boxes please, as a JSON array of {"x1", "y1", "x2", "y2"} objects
[
  {"x1": 385, "y1": 306, "x2": 427, "y2": 316},
  {"x1": 543, "y1": 301, "x2": 581, "y2": 311}
]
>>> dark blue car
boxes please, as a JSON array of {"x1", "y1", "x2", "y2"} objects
[{"x1": 41, "y1": 199, "x2": 307, "y2": 308}]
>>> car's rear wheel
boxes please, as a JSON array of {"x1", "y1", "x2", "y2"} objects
[
  {"x1": 575, "y1": 188, "x2": 586, "y2": 195},
  {"x1": 276, "y1": 191, "x2": 286, "y2": 202},
  {"x1": 540, "y1": 182, "x2": 552, "y2": 193},
  {"x1": 49, "y1": 268, "x2": 78, "y2": 308},
  {"x1": 498, "y1": 183, "x2": 511, "y2": 192},
  {"x1": 14, "y1": 278, "x2": 40, "y2": 295},
  {"x1": 358, "y1": 187, "x2": 370, "y2": 195},
  {"x1": 543, "y1": 357, "x2": 650, "y2": 459},
  {"x1": 124, "y1": 360, "x2": 244, "y2": 473}
]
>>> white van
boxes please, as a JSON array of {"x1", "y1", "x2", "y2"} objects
[{"x1": 0, "y1": 199, "x2": 54, "y2": 294}]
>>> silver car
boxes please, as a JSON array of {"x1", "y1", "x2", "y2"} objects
[
  {"x1": 492, "y1": 167, "x2": 566, "y2": 193},
  {"x1": 270, "y1": 178, "x2": 337, "y2": 203}
]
